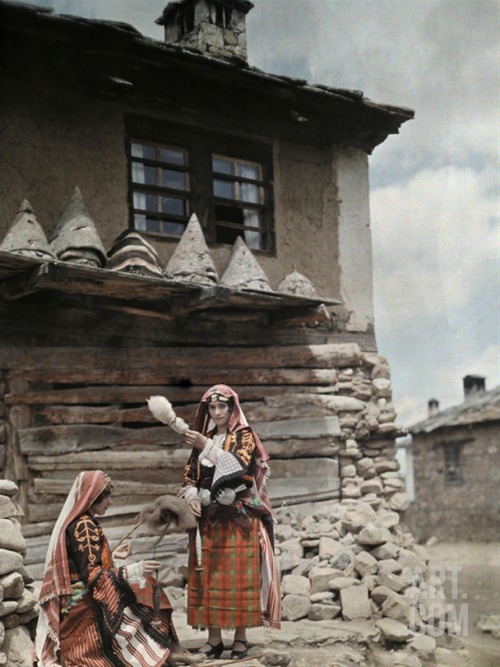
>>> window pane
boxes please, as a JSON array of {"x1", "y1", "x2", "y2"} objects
[
  {"x1": 145, "y1": 218, "x2": 161, "y2": 234},
  {"x1": 214, "y1": 179, "x2": 234, "y2": 199},
  {"x1": 133, "y1": 191, "x2": 147, "y2": 210},
  {"x1": 131, "y1": 143, "x2": 156, "y2": 160},
  {"x1": 162, "y1": 168, "x2": 188, "y2": 191},
  {"x1": 160, "y1": 147, "x2": 187, "y2": 165},
  {"x1": 213, "y1": 157, "x2": 233, "y2": 175},
  {"x1": 132, "y1": 161, "x2": 145, "y2": 184},
  {"x1": 243, "y1": 209, "x2": 261, "y2": 229},
  {"x1": 142, "y1": 165, "x2": 157, "y2": 185},
  {"x1": 214, "y1": 204, "x2": 243, "y2": 225},
  {"x1": 134, "y1": 214, "x2": 146, "y2": 231},
  {"x1": 161, "y1": 196, "x2": 186, "y2": 216},
  {"x1": 244, "y1": 229, "x2": 262, "y2": 250},
  {"x1": 163, "y1": 220, "x2": 186, "y2": 235},
  {"x1": 238, "y1": 162, "x2": 260, "y2": 180},
  {"x1": 240, "y1": 182, "x2": 261, "y2": 204}
]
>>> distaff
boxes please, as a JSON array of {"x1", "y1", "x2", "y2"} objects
[{"x1": 147, "y1": 395, "x2": 203, "y2": 568}]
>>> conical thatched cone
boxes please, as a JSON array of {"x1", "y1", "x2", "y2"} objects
[
  {"x1": 107, "y1": 230, "x2": 164, "y2": 278},
  {"x1": 278, "y1": 268, "x2": 320, "y2": 298},
  {"x1": 220, "y1": 235, "x2": 272, "y2": 291},
  {"x1": 50, "y1": 186, "x2": 106, "y2": 267},
  {"x1": 0, "y1": 199, "x2": 55, "y2": 259},
  {"x1": 164, "y1": 213, "x2": 218, "y2": 286}
]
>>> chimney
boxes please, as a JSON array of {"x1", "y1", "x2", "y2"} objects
[
  {"x1": 428, "y1": 398, "x2": 440, "y2": 417},
  {"x1": 463, "y1": 374, "x2": 486, "y2": 399},
  {"x1": 156, "y1": 0, "x2": 254, "y2": 64}
]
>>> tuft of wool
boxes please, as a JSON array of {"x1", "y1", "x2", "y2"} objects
[
  {"x1": 139, "y1": 494, "x2": 197, "y2": 536},
  {"x1": 147, "y1": 395, "x2": 189, "y2": 434}
]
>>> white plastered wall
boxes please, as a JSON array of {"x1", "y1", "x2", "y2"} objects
[{"x1": 336, "y1": 147, "x2": 374, "y2": 332}]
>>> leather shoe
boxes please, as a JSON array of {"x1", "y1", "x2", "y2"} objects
[
  {"x1": 193, "y1": 641, "x2": 224, "y2": 659},
  {"x1": 230, "y1": 639, "x2": 248, "y2": 660}
]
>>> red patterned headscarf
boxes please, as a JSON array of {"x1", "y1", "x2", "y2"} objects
[
  {"x1": 35, "y1": 470, "x2": 112, "y2": 666},
  {"x1": 194, "y1": 384, "x2": 271, "y2": 500}
]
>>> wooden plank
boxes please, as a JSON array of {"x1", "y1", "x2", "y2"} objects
[
  {"x1": 9, "y1": 366, "x2": 339, "y2": 386},
  {"x1": 267, "y1": 458, "x2": 340, "y2": 500},
  {"x1": 264, "y1": 437, "x2": 340, "y2": 459},
  {"x1": 27, "y1": 449, "x2": 189, "y2": 470},
  {"x1": 18, "y1": 424, "x2": 183, "y2": 455},
  {"x1": 32, "y1": 478, "x2": 174, "y2": 496},
  {"x1": 5, "y1": 384, "x2": 336, "y2": 407},
  {"x1": 254, "y1": 416, "x2": 341, "y2": 439},
  {"x1": 0, "y1": 343, "x2": 361, "y2": 373},
  {"x1": 27, "y1": 500, "x2": 151, "y2": 525},
  {"x1": 35, "y1": 398, "x2": 338, "y2": 426},
  {"x1": 0, "y1": 261, "x2": 197, "y2": 302}
]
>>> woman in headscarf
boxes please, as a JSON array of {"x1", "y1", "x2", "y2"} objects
[
  {"x1": 181, "y1": 384, "x2": 281, "y2": 660},
  {"x1": 35, "y1": 470, "x2": 177, "y2": 667}
]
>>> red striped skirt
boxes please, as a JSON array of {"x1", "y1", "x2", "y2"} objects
[
  {"x1": 59, "y1": 579, "x2": 175, "y2": 667},
  {"x1": 187, "y1": 516, "x2": 263, "y2": 629}
]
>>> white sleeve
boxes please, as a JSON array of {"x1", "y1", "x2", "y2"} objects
[
  {"x1": 199, "y1": 438, "x2": 222, "y2": 465},
  {"x1": 126, "y1": 561, "x2": 146, "y2": 588},
  {"x1": 180, "y1": 486, "x2": 198, "y2": 503}
]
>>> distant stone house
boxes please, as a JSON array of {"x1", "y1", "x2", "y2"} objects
[
  {"x1": 0, "y1": 0, "x2": 413, "y2": 554},
  {"x1": 407, "y1": 375, "x2": 500, "y2": 542}
]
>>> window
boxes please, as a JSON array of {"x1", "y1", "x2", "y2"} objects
[
  {"x1": 444, "y1": 446, "x2": 463, "y2": 484},
  {"x1": 127, "y1": 118, "x2": 274, "y2": 252},
  {"x1": 130, "y1": 141, "x2": 190, "y2": 237}
]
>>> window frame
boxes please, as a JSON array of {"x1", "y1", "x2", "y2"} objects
[
  {"x1": 126, "y1": 117, "x2": 275, "y2": 253},
  {"x1": 443, "y1": 444, "x2": 463, "y2": 485}
]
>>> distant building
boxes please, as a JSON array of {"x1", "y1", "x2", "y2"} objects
[{"x1": 407, "y1": 376, "x2": 500, "y2": 542}]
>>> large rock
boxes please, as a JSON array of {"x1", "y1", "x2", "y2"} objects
[
  {"x1": 0, "y1": 550, "x2": 23, "y2": 577},
  {"x1": 356, "y1": 523, "x2": 392, "y2": 546},
  {"x1": 340, "y1": 583, "x2": 371, "y2": 620},
  {"x1": 376, "y1": 617, "x2": 413, "y2": 642},
  {"x1": 281, "y1": 594, "x2": 310, "y2": 621},
  {"x1": 2, "y1": 624, "x2": 33, "y2": 667},
  {"x1": 0, "y1": 520, "x2": 26, "y2": 553},
  {"x1": 281, "y1": 575, "x2": 310, "y2": 597}
]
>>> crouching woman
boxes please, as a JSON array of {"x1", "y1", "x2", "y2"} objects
[{"x1": 35, "y1": 470, "x2": 177, "y2": 667}]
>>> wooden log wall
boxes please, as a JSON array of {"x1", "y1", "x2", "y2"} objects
[{"x1": 0, "y1": 292, "x2": 363, "y2": 538}]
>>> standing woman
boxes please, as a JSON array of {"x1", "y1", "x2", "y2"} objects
[
  {"x1": 35, "y1": 470, "x2": 177, "y2": 667},
  {"x1": 181, "y1": 384, "x2": 281, "y2": 660}
]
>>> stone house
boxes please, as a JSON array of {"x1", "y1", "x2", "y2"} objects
[
  {"x1": 407, "y1": 375, "x2": 500, "y2": 542},
  {"x1": 0, "y1": 0, "x2": 413, "y2": 552}
]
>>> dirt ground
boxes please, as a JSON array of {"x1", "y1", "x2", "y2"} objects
[{"x1": 426, "y1": 542, "x2": 500, "y2": 667}]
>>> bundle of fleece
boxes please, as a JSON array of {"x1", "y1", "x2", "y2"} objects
[{"x1": 147, "y1": 395, "x2": 189, "y2": 434}]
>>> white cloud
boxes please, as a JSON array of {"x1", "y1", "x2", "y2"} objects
[{"x1": 372, "y1": 165, "x2": 498, "y2": 323}]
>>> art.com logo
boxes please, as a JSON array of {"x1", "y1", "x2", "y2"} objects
[{"x1": 409, "y1": 566, "x2": 468, "y2": 637}]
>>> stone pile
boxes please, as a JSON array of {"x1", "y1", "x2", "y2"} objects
[
  {"x1": 0, "y1": 480, "x2": 36, "y2": 667},
  {"x1": 272, "y1": 501, "x2": 468, "y2": 665}
]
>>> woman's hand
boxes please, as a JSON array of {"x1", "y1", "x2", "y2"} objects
[
  {"x1": 187, "y1": 498, "x2": 202, "y2": 517},
  {"x1": 113, "y1": 543, "x2": 132, "y2": 560},
  {"x1": 142, "y1": 559, "x2": 161, "y2": 575},
  {"x1": 183, "y1": 429, "x2": 208, "y2": 450}
]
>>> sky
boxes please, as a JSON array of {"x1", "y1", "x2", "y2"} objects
[{"x1": 8, "y1": 0, "x2": 499, "y2": 426}]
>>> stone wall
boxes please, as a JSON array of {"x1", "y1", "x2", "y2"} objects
[
  {"x1": 408, "y1": 423, "x2": 500, "y2": 542},
  {"x1": 0, "y1": 480, "x2": 36, "y2": 667}
]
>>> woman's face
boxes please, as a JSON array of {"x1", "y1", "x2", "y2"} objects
[
  {"x1": 208, "y1": 399, "x2": 231, "y2": 431},
  {"x1": 90, "y1": 493, "x2": 112, "y2": 516}
]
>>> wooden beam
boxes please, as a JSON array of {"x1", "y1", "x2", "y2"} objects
[{"x1": 18, "y1": 424, "x2": 184, "y2": 456}]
